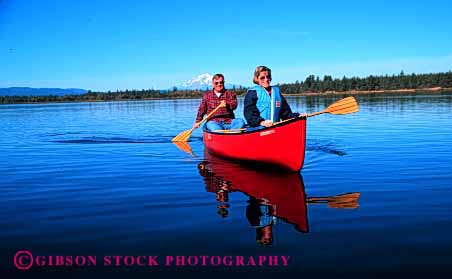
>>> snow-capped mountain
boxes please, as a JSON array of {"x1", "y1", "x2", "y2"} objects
[
  {"x1": 180, "y1": 73, "x2": 213, "y2": 90},
  {"x1": 175, "y1": 73, "x2": 243, "y2": 91}
]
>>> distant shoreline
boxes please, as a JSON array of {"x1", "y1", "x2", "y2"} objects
[
  {"x1": 284, "y1": 87, "x2": 452, "y2": 96},
  {"x1": 1, "y1": 87, "x2": 451, "y2": 105}
]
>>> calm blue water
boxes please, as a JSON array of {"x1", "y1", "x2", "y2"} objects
[{"x1": 1, "y1": 93, "x2": 452, "y2": 278}]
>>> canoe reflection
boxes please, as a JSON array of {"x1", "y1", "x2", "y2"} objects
[
  {"x1": 198, "y1": 153, "x2": 309, "y2": 246},
  {"x1": 198, "y1": 152, "x2": 360, "y2": 246}
]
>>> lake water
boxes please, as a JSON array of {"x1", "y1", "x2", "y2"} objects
[{"x1": 1, "y1": 93, "x2": 452, "y2": 278}]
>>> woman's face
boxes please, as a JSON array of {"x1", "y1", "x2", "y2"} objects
[{"x1": 257, "y1": 71, "x2": 272, "y2": 88}]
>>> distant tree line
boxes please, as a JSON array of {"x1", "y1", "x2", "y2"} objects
[
  {"x1": 0, "y1": 89, "x2": 208, "y2": 104},
  {"x1": 1, "y1": 71, "x2": 451, "y2": 104},
  {"x1": 279, "y1": 71, "x2": 452, "y2": 93}
]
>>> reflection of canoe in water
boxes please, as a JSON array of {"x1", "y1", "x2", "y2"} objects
[
  {"x1": 203, "y1": 117, "x2": 306, "y2": 172},
  {"x1": 198, "y1": 152, "x2": 308, "y2": 233}
]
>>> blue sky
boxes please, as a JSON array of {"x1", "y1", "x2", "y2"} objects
[{"x1": 1, "y1": 0, "x2": 452, "y2": 91}]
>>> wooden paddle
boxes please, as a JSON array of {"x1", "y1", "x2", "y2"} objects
[
  {"x1": 212, "y1": 96, "x2": 359, "y2": 133},
  {"x1": 271, "y1": 96, "x2": 359, "y2": 126},
  {"x1": 306, "y1": 192, "x2": 360, "y2": 209},
  {"x1": 172, "y1": 103, "x2": 225, "y2": 142},
  {"x1": 308, "y1": 96, "x2": 359, "y2": 117}
]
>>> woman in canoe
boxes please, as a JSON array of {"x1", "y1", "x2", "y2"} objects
[{"x1": 244, "y1": 66, "x2": 304, "y2": 128}]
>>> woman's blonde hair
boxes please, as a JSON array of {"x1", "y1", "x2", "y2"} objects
[{"x1": 253, "y1": 66, "x2": 272, "y2": 85}]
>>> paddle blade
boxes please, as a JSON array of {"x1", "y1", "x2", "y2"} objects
[
  {"x1": 325, "y1": 96, "x2": 359, "y2": 115},
  {"x1": 172, "y1": 129, "x2": 193, "y2": 142}
]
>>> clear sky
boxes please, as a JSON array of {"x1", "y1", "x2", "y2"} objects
[{"x1": 1, "y1": 0, "x2": 452, "y2": 91}]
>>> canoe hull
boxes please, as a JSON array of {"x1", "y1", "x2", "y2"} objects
[{"x1": 203, "y1": 117, "x2": 306, "y2": 172}]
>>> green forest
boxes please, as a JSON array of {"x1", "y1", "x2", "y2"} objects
[{"x1": 2, "y1": 71, "x2": 452, "y2": 104}]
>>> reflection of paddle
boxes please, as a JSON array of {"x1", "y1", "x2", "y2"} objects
[
  {"x1": 308, "y1": 96, "x2": 359, "y2": 117},
  {"x1": 172, "y1": 103, "x2": 224, "y2": 142},
  {"x1": 173, "y1": 141, "x2": 194, "y2": 156},
  {"x1": 306, "y1": 192, "x2": 360, "y2": 209}
]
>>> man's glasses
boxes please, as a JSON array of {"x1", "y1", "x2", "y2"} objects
[
  {"x1": 214, "y1": 81, "x2": 224, "y2": 85},
  {"x1": 259, "y1": 75, "x2": 271, "y2": 80}
]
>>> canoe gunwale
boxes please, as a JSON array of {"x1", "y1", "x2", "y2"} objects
[{"x1": 203, "y1": 115, "x2": 307, "y2": 136}]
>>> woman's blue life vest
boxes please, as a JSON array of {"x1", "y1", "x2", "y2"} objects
[{"x1": 252, "y1": 85, "x2": 282, "y2": 123}]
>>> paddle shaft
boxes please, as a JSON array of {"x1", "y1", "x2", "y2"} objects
[
  {"x1": 196, "y1": 103, "x2": 225, "y2": 128},
  {"x1": 307, "y1": 111, "x2": 325, "y2": 117},
  {"x1": 172, "y1": 102, "x2": 225, "y2": 142}
]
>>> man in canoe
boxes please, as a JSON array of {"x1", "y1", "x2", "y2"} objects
[
  {"x1": 193, "y1": 74, "x2": 245, "y2": 131},
  {"x1": 244, "y1": 66, "x2": 304, "y2": 128}
]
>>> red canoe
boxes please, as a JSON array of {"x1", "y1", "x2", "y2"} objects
[{"x1": 203, "y1": 116, "x2": 307, "y2": 172}]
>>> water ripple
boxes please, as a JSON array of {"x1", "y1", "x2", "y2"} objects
[
  {"x1": 306, "y1": 142, "x2": 347, "y2": 156},
  {"x1": 50, "y1": 136, "x2": 174, "y2": 144}
]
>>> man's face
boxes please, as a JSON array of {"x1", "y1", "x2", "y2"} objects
[{"x1": 213, "y1": 77, "x2": 225, "y2": 92}]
